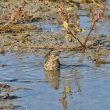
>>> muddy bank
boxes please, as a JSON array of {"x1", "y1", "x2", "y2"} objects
[
  {"x1": 0, "y1": 0, "x2": 59, "y2": 24},
  {"x1": 0, "y1": 0, "x2": 64, "y2": 53},
  {"x1": 0, "y1": 0, "x2": 110, "y2": 54}
]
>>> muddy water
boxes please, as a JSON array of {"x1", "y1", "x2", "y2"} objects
[{"x1": 0, "y1": 51, "x2": 110, "y2": 110}]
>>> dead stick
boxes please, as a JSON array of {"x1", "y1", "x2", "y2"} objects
[
  {"x1": 22, "y1": 44, "x2": 93, "y2": 51},
  {"x1": 23, "y1": 44, "x2": 110, "y2": 51},
  {"x1": 68, "y1": 29, "x2": 85, "y2": 47},
  {"x1": 84, "y1": 22, "x2": 95, "y2": 46}
]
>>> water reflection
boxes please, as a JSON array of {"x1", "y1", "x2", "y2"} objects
[
  {"x1": 74, "y1": 74, "x2": 82, "y2": 94},
  {"x1": 44, "y1": 68, "x2": 82, "y2": 110},
  {"x1": 60, "y1": 70, "x2": 82, "y2": 110},
  {"x1": 44, "y1": 70, "x2": 60, "y2": 90},
  {"x1": 59, "y1": 83, "x2": 73, "y2": 110}
]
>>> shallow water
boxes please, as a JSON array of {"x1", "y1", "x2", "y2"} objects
[
  {"x1": 0, "y1": 52, "x2": 110, "y2": 110},
  {"x1": 35, "y1": 11, "x2": 110, "y2": 37},
  {"x1": 1, "y1": 1, "x2": 110, "y2": 110}
]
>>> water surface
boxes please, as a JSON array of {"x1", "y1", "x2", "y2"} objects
[{"x1": 0, "y1": 52, "x2": 110, "y2": 110}]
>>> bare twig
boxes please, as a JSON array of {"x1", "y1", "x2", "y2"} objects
[{"x1": 84, "y1": 1, "x2": 105, "y2": 46}]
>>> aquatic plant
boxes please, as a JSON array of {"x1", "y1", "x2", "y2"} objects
[
  {"x1": 84, "y1": 0, "x2": 105, "y2": 45},
  {"x1": 58, "y1": 0, "x2": 105, "y2": 48},
  {"x1": 58, "y1": 0, "x2": 85, "y2": 47}
]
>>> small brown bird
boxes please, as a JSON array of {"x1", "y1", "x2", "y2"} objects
[{"x1": 44, "y1": 51, "x2": 60, "y2": 71}]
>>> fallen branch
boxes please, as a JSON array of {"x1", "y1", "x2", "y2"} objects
[
  {"x1": 21, "y1": 43, "x2": 104, "y2": 51},
  {"x1": 22, "y1": 45, "x2": 85, "y2": 51}
]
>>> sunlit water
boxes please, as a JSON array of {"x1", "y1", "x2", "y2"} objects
[
  {"x1": 1, "y1": 1, "x2": 110, "y2": 109},
  {"x1": 0, "y1": 52, "x2": 110, "y2": 110}
]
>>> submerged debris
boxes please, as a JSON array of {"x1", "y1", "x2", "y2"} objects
[
  {"x1": 0, "y1": 82, "x2": 30, "y2": 100},
  {"x1": 0, "y1": 104, "x2": 20, "y2": 109},
  {"x1": 0, "y1": 100, "x2": 20, "y2": 109}
]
